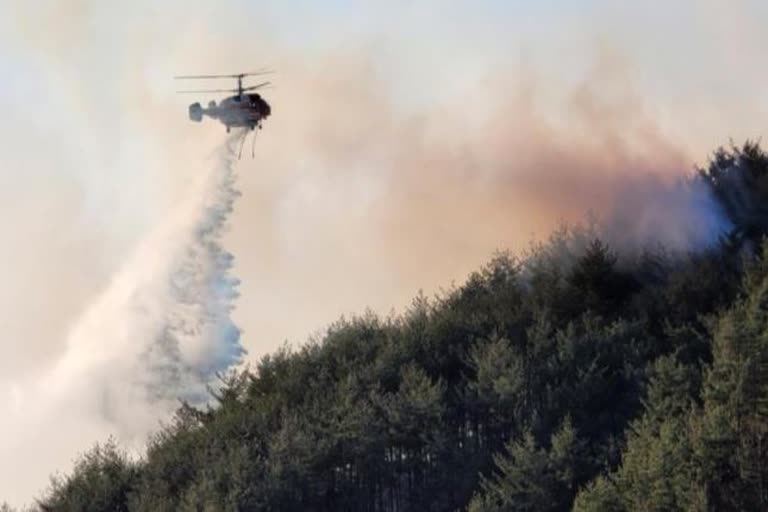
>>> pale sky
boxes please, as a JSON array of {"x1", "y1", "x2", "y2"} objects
[{"x1": 1, "y1": 0, "x2": 768, "y2": 505}]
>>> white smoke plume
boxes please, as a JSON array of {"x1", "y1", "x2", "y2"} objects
[
  {"x1": 592, "y1": 174, "x2": 732, "y2": 254},
  {"x1": 1, "y1": 136, "x2": 244, "y2": 504}
]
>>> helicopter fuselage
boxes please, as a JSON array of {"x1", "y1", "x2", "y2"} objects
[{"x1": 188, "y1": 93, "x2": 271, "y2": 131}]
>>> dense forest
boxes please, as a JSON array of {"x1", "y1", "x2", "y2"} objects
[{"x1": 13, "y1": 142, "x2": 768, "y2": 511}]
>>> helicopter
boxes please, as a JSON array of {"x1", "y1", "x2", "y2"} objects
[{"x1": 175, "y1": 72, "x2": 272, "y2": 133}]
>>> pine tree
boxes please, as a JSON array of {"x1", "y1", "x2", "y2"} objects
[
  {"x1": 38, "y1": 440, "x2": 138, "y2": 512},
  {"x1": 694, "y1": 245, "x2": 768, "y2": 509},
  {"x1": 471, "y1": 417, "x2": 586, "y2": 511},
  {"x1": 566, "y1": 239, "x2": 638, "y2": 318},
  {"x1": 574, "y1": 355, "x2": 698, "y2": 511},
  {"x1": 572, "y1": 475, "x2": 625, "y2": 512}
]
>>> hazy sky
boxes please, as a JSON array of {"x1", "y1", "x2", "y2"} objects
[{"x1": 1, "y1": 0, "x2": 768, "y2": 504}]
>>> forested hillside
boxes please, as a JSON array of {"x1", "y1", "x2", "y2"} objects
[{"x1": 22, "y1": 143, "x2": 768, "y2": 511}]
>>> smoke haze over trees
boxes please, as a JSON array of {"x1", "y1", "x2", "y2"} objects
[{"x1": 7, "y1": 141, "x2": 768, "y2": 511}]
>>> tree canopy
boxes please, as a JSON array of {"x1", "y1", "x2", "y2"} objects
[{"x1": 20, "y1": 142, "x2": 768, "y2": 511}]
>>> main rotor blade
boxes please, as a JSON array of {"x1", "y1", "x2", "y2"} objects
[
  {"x1": 174, "y1": 70, "x2": 274, "y2": 80},
  {"x1": 176, "y1": 88, "x2": 239, "y2": 93},
  {"x1": 243, "y1": 69, "x2": 275, "y2": 76},
  {"x1": 241, "y1": 81, "x2": 271, "y2": 92}
]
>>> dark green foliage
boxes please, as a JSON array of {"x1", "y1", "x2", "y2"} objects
[
  {"x1": 566, "y1": 239, "x2": 639, "y2": 318},
  {"x1": 470, "y1": 417, "x2": 586, "y2": 512},
  {"x1": 37, "y1": 440, "x2": 138, "y2": 512},
  {"x1": 33, "y1": 142, "x2": 768, "y2": 511},
  {"x1": 699, "y1": 141, "x2": 768, "y2": 244},
  {"x1": 691, "y1": 243, "x2": 768, "y2": 510},
  {"x1": 573, "y1": 240, "x2": 768, "y2": 511},
  {"x1": 598, "y1": 356, "x2": 697, "y2": 511}
]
